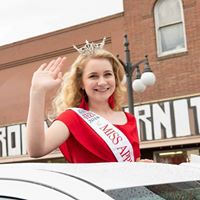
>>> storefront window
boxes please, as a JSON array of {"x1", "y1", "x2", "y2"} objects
[{"x1": 154, "y1": 148, "x2": 200, "y2": 164}]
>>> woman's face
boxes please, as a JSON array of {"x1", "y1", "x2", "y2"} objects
[{"x1": 82, "y1": 58, "x2": 116, "y2": 104}]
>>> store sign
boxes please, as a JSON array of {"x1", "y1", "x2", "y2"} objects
[
  {"x1": 0, "y1": 121, "x2": 49, "y2": 157},
  {"x1": 1, "y1": 96, "x2": 200, "y2": 157},
  {"x1": 134, "y1": 96, "x2": 200, "y2": 141}
]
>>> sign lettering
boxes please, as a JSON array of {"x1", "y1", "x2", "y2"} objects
[
  {"x1": 134, "y1": 96, "x2": 200, "y2": 141},
  {"x1": 0, "y1": 121, "x2": 49, "y2": 157}
]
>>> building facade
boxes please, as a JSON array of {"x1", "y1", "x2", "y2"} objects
[
  {"x1": 124, "y1": 0, "x2": 200, "y2": 164},
  {"x1": 0, "y1": 0, "x2": 200, "y2": 164}
]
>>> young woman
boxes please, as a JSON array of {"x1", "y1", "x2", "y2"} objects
[{"x1": 26, "y1": 39, "x2": 143, "y2": 163}]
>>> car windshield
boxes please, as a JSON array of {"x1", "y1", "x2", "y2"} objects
[{"x1": 106, "y1": 181, "x2": 200, "y2": 200}]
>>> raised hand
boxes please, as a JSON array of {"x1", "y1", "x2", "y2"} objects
[{"x1": 31, "y1": 57, "x2": 66, "y2": 93}]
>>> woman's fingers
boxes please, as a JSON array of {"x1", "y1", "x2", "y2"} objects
[
  {"x1": 47, "y1": 56, "x2": 65, "y2": 71},
  {"x1": 45, "y1": 57, "x2": 66, "y2": 72},
  {"x1": 54, "y1": 72, "x2": 63, "y2": 84},
  {"x1": 53, "y1": 57, "x2": 66, "y2": 73},
  {"x1": 57, "y1": 72, "x2": 63, "y2": 79},
  {"x1": 44, "y1": 59, "x2": 57, "y2": 71},
  {"x1": 37, "y1": 59, "x2": 56, "y2": 72},
  {"x1": 50, "y1": 57, "x2": 66, "y2": 79},
  {"x1": 37, "y1": 63, "x2": 47, "y2": 71},
  {"x1": 36, "y1": 57, "x2": 66, "y2": 79},
  {"x1": 47, "y1": 57, "x2": 61, "y2": 72}
]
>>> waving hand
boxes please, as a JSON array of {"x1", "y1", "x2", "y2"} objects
[{"x1": 31, "y1": 57, "x2": 66, "y2": 93}]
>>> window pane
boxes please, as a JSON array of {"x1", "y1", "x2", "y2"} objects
[
  {"x1": 158, "y1": 0, "x2": 181, "y2": 26},
  {"x1": 160, "y1": 23, "x2": 185, "y2": 52}
]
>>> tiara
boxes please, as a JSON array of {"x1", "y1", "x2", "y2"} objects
[{"x1": 73, "y1": 37, "x2": 106, "y2": 55}]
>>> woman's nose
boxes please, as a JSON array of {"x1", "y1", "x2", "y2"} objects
[{"x1": 97, "y1": 77, "x2": 107, "y2": 85}]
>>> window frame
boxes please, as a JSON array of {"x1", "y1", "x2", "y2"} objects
[{"x1": 154, "y1": 0, "x2": 187, "y2": 57}]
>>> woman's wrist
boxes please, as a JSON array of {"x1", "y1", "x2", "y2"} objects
[
  {"x1": 29, "y1": 87, "x2": 47, "y2": 103},
  {"x1": 30, "y1": 85, "x2": 46, "y2": 96}
]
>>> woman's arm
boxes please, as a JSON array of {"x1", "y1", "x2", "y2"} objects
[{"x1": 26, "y1": 57, "x2": 69, "y2": 157}]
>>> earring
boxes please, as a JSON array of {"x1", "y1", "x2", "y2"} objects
[
  {"x1": 79, "y1": 90, "x2": 89, "y2": 110},
  {"x1": 108, "y1": 94, "x2": 115, "y2": 109}
]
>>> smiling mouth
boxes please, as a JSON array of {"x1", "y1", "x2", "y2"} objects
[{"x1": 94, "y1": 88, "x2": 109, "y2": 92}]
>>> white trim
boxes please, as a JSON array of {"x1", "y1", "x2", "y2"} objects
[
  {"x1": 71, "y1": 108, "x2": 135, "y2": 162},
  {"x1": 140, "y1": 135, "x2": 200, "y2": 149},
  {"x1": 0, "y1": 150, "x2": 63, "y2": 163}
]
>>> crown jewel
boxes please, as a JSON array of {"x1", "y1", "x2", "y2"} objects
[{"x1": 73, "y1": 37, "x2": 106, "y2": 55}]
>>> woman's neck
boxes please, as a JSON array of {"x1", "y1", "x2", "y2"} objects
[{"x1": 88, "y1": 101, "x2": 113, "y2": 115}]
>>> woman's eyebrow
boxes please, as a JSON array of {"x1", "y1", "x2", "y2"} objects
[
  {"x1": 104, "y1": 70, "x2": 113, "y2": 73},
  {"x1": 88, "y1": 72, "x2": 97, "y2": 75}
]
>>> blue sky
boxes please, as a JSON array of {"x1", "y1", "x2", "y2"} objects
[{"x1": 0, "y1": 0, "x2": 123, "y2": 46}]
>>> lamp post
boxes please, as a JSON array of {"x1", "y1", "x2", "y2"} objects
[{"x1": 119, "y1": 34, "x2": 156, "y2": 115}]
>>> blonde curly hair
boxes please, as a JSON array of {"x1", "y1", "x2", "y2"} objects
[{"x1": 50, "y1": 49, "x2": 126, "y2": 117}]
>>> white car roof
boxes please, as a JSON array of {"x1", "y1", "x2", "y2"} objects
[
  {"x1": 2, "y1": 162, "x2": 200, "y2": 191},
  {"x1": 0, "y1": 164, "x2": 113, "y2": 200}
]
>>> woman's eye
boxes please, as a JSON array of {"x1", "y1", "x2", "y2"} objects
[
  {"x1": 105, "y1": 73, "x2": 113, "y2": 77},
  {"x1": 89, "y1": 75, "x2": 97, "y2": 79}
]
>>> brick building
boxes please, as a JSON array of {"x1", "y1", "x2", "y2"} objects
[{"x1": 0, "y1": 0, "x2": 200, "y2": 163}]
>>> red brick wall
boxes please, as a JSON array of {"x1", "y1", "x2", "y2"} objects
[
  {"x1": 0, "y1": 0, "x2": 200, "y2": 126},
  {"x1": 123, "y1": 0, "x2": 200, "y2": 105},
  {"x1": 0, "y1": 14, "x2": 125, "y2": 125}
]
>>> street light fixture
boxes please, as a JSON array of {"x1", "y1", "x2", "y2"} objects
[{"x1": 118, "y1": 34, "x2": 156, "y2": 115}]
